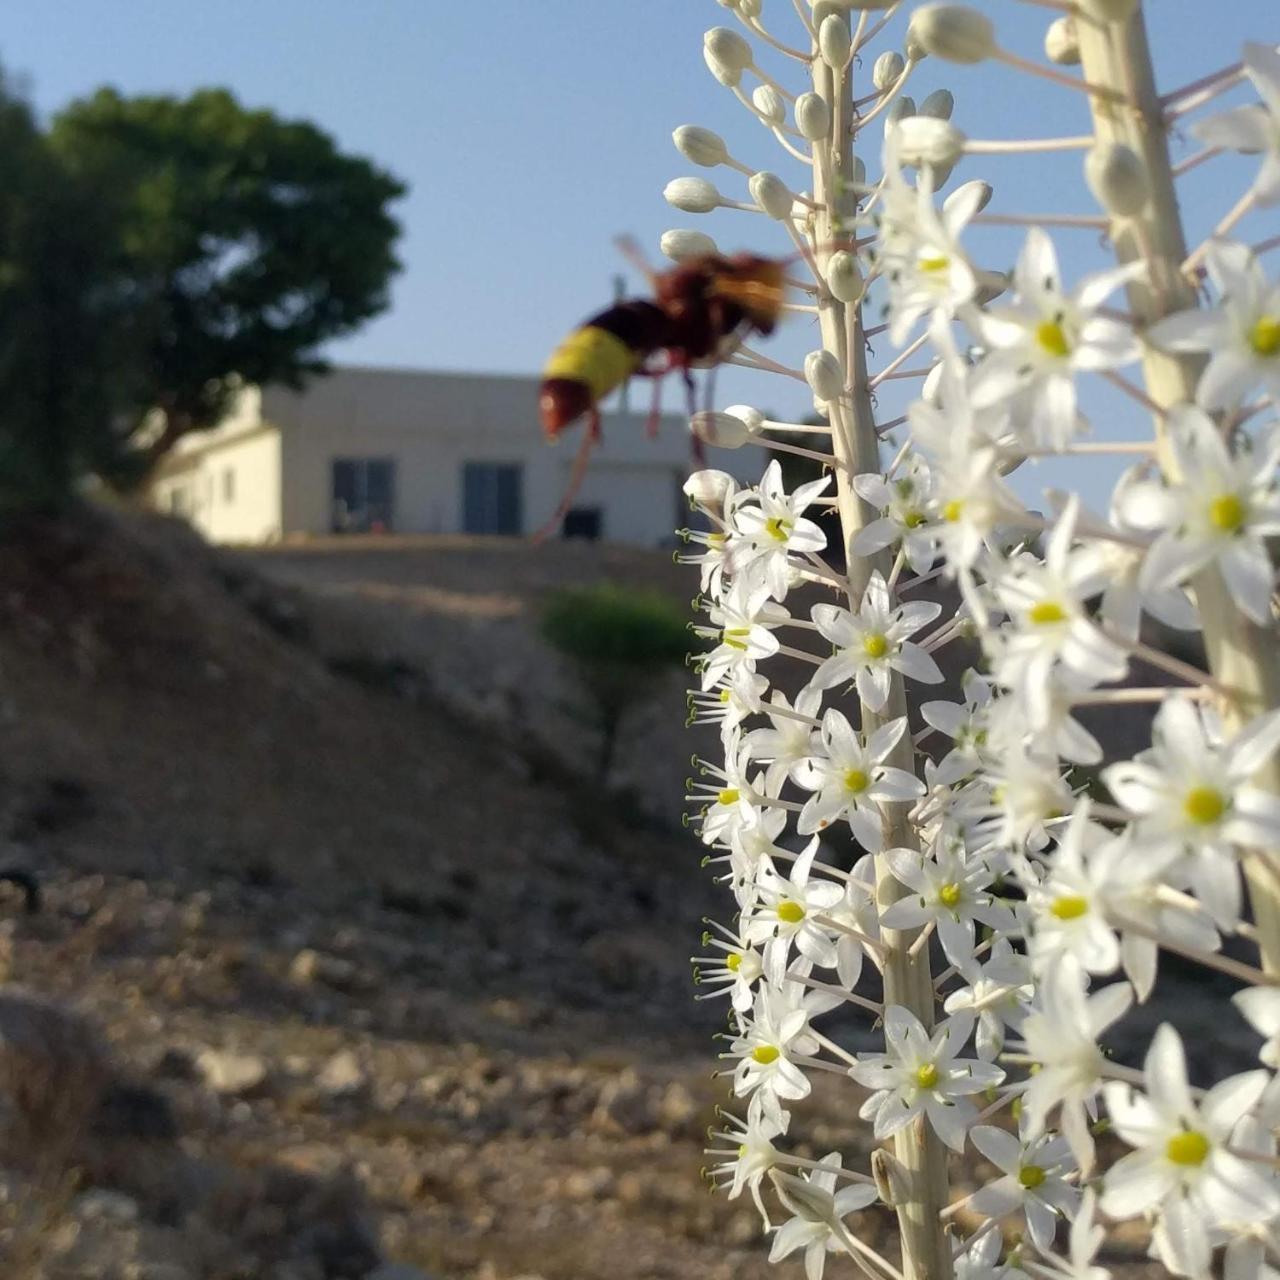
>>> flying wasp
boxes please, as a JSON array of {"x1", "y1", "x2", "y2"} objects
[{"x1": 534, "y1": 239, "x2": 790, "y2": 536}]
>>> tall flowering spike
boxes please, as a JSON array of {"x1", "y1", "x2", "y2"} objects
[{"x1": 657, "y1": 5, "x2": 1280, "y2": 1279}]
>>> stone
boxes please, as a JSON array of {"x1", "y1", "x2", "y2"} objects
[
  {"x1": 74, "y1": 1188, "x2": 140, "y2": 1223},
  {"x1": 195, "y1": 1048, "x2": 267, "y2": 1096},
  {"x1": 317, "y1": 1049, "x2": 367, "y2": 1097}
]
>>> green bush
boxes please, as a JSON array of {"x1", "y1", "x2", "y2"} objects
[{"x1": 540, "y1": 583, "x2": 692, "y2": 780}]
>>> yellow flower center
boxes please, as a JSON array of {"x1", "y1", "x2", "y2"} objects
[
  {"x1": 915, "y1": 1063, "x2": 940, "y2": 1089},
  {"x1": 1050, "y1": 895, "x2": 1089, "y2": 920},
  {"x1": 1250, "y1": 315, "x2": 1280, "y2": 358},
  {"x1": 722, "y1": 626, "x2": 750, "y2": 651},
  {"x1": 1208, "y1": 494, "x2": 1245, "y2": 533},
  {"x1": 863, "y1": 633, "x2": 889, "y2": 659},
  {"x1": 719, "y1": 688, "x2": 732, "y2": 703},
  {"x1": 1183, "y1": 785, "x2": 1226, "y2": 827},
  {"x1": 738, "y1": 1143, "x2": 749, "y2": 1157},
  {"x1": 752, "y1": 1045, "x2": 780, "y2": 1065},
  {"x1": 903, "y1": 509, "x2": 926, "y2": 529},
  {"x1": 1036, "y1": 320, "x2": 1071, "y2": 358},
  {"x1": 1165, "y1": 1130, "x2": 1210, "y2": 1167},
  {"x1": 726, "y1": 952, "x2": 742, "y2": 972},
  {"x1": 777, "y1": 900, "x2": 806, "y2": 924},
  {"x1": 718, "y1": 788, "x2": 740, "y2": 807},
  {"x1": 938, "y1": 883, "x2": 963, "y2": 909},
  {"x1": 765, "y1": 516, "x2": 792, "y2": 543},
  {"x1": 1018, "y1": 1164, "x2": 1047, "y2": 1190},
  {"x1": 919, "y1": 254, "x2": 950, "y2": 273},
  {"x1": 943, "y1": 499, "x2": 964, "y2": 523},
  {"x1": 843, "y1": 768, "x2": 870, "y2": 795},
  {"x1": 707, "y1": 531, "x2": 726, "y2": 546},
  {"x1": 1028, "y1": 600, "x2": 1068, "y2": 625}
]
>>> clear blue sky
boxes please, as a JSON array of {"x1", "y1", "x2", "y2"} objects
[{"x1": 1, "y1": 1, "x2": 1274, "y2": 499}]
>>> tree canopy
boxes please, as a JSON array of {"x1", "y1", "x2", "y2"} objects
[{"x1": 50, "y1": 87, "x2": 406, "y2": 467}]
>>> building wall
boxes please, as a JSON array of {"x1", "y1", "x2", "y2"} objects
[
  {"x1": 149, "y1": 367, "x2": 738, "y2": 547},
  {"x1": 150, "y1": 387, "x2": 283, "y2": 542},
  {"x1": 269, "y1": 367, "x2": 698, "y2": 545}
]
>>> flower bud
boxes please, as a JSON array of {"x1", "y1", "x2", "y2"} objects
[
  {"x1": 703, "y1": 44, "x2": 742, "y2": 87},
  {"x1": 690, "y1": 411, "x2": 751, "y2": 448},
  {"x1": 683, "y1": 469, "x2": 735, "y2": 509},
  {"x1": 723, "y1": 404, "x2": 765, "y2": 434},
  {"x1": 891, "y1": 116, "x2": 965, "y2": 169},
  {"x1": 1079, "y1": 0, "x2": 1138, "y2": 21},
  {"x1": 974, "y1": 269, "x2": 1008, "y2": 305},
  {"x1": 795, "y1": 92, "x2": 831, "y2": 141},
  {"x1": 750, "y1": 171, "x2": 795, "y2": 220},
  {"x1": 752, "y1": 83, "x2": 785, "y2": 125},
  {"x1": 840, "y1": 0, "x2": 898, "y2": 9},
  {"x1": 945, "y1": 179, "x2": 992, "y2": 218},
  {"x1": 1044, "y1": 15, "x2": 1080, "y2": 65},
  {"x1": 918, "y1": 88, "x2": 954, "y2": 120},
  {"x1": 873, "y1": 50, "x2": 905, "y2": 90},
  {"x1": 738, "y1": 0, "x2": 762, "y2": 15},
  {"x1": 887, "y1": 96, "x2": 916, "y2": 124},
  {"x1": 660, "y1": 229, "x2": 719, "y2": 261},
  {"x1": 704, "y1": 27, "x2": 753, "y2": 73},
  {"x1": 665, "y1": 177, "x2": 722, "y2": 213},
  {"x1": 1085, "y1": 142, "x2": 1149, "y2": 217},
  {"x1": 818, "y1": 14, "x2": 852, "y2": 68},
  {"x1": 811, "y1": 397, "x2": 830, "y2": 420},
  {"x1": 852, "y1": 156, "x2": 867, "y2": 188},
  {"x1": 908, "y1": 5, "x2": 996, "y2": 64},
  {"x1": 826, "y1": 251, "x2": 864, "y2": 302},
  {"x1": 673, "y1": 126, "x2": 728, "y2": 168},
  {"x1": 922, "y1": 361, "x2": 945, "y2": 405},
  {"x1": 804, "y1": 349, "x2": 844, "y2": 402}
]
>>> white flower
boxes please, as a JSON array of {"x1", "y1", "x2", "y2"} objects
[
  {"x1": 874, "y1": 151, "x2": 983, "y2": 343},
  {"x1": 1148, "y1": 241, "x2": 1280, "y2": 409},
  {"x1": 706, "y1": 1109, "x2": 784, "y2": 1228},
  {"x1": 794, "y1": 710, "x2": 924, "y2": 849},
  {"x1": 730, "y1": 985, "x2": 821, "y2": 1127},
  {"x1": 729, "y1": 460, "x2": 831, "y2": 600},
  {"x1": 1118, "y1": 407, "x2": 1280, "y2": 625},
  {"x1": 851, "y1": 1007, "x2": 1004, "y2": 1152},
  {"x1": 970, "y1": 1124, "x2": 1080, "y2": 1252},
  {"x1": 746, "y1": 841, "x2": 844, "y2": 982},
  {"x1": 1102, "y1": 1024, "x2": 1278, "y2": 1277},
  {"x1": 691, "y1": 731, "x2": 770, "y2": 848},
  {"x1": 881, "y1": 838, "x2": 1015, "y2": 967},
  {"x1": 955, "y1": 1227, "x2": 1032, "y2": 1280},
  {"x1": 1192, "y1": 42, "x2": 1280, "y2": 207},
  {"x1": 767, "y1": 1153, "x2": 880, "y2": 1280},
  {"x1": 1102, "y1": 697, "x2": 1280, "y2": 929},
  {"x1": 743, "y1": 685, "x2": 823, "y2": 794},
  {"x1": 810, "y1": 571, "x2": 943, "y2": 712},
  {"x1": 695, "y1": 578, "x2": 790, "y2": 690},
  {"x1": 1017, "y1": 962, "x2": 1132, "y2": 1171},
  {"x1": 988, "y1": 498, "x2": 1128, "y2": 728},
  {"x1": 1234, "y1": 987, "x2": 1280, "y2": 1068},
  {"x1": 851, "y1": 453, "x2": 939, "y2": 573},
  {"x1": 1021, "y1": 803, "x2": 1124, "y2": 979},
  {"x1": 688, "y1": 667, "x2": 769, "y2": 732},
  {"x1": 694, "y1": 921, "x2": 764, "y2": 1014},
  {"x1": 970, "y1": 228, "x2": 1141, "y2": 449},
  {"x1": 943, "y1": 938, "x2": 1033, "y2": 1061},
  {"x1": 921, "y1": 670, "x2": 995, "y2": 785},
  {"x1": 1025, "y1": 1188, "x2": 1110, "y2": 1280}
]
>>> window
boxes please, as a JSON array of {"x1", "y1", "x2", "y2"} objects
[
  {"x1": 462, "y1": 463, "x2": 523, "y2": 535},
  {"x1": 332, "y1": 458, "x2": 396, "y2": 533},
  {"x1": 562, "y1": 507, "x2": 602, "y2": 541},
  {"x1": 222, "y1": 467, "x2": 236, "y2": 503}
]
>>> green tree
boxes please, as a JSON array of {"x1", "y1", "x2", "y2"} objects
[
  {"x1": 540, "y1": 583, "x2": 692, "y2": 782},
  {"x1": 51, "y1": 87, "x2": 406, "y2": 469},
  {"x1": 0, "y1": 72, "x2": 148, "y2": 513}
]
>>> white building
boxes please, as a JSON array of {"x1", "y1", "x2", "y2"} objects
[{"x1": 147, "y1": 366, "x2": 718, "y2": 546}]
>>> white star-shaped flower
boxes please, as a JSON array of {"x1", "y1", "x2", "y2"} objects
[
  {"x1": 1192, "y1": 42, "x2": 1280, "y2": 207},
  {"x1": 1148, "y1": 240, "x2": 1280, "y2": 409}
]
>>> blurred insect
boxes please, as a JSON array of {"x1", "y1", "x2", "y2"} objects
[{"x1": 534, "y1": 237, "x2": 789, "y2": 538}]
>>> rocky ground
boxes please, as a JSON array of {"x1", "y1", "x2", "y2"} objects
[{"x1": 0, "y1": 508, "x2": 1252, "y2": 1279}]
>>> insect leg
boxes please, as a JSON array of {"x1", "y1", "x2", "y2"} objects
[{"x1": 531, "y1": 415, "x2": 598, "y2": 545}]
